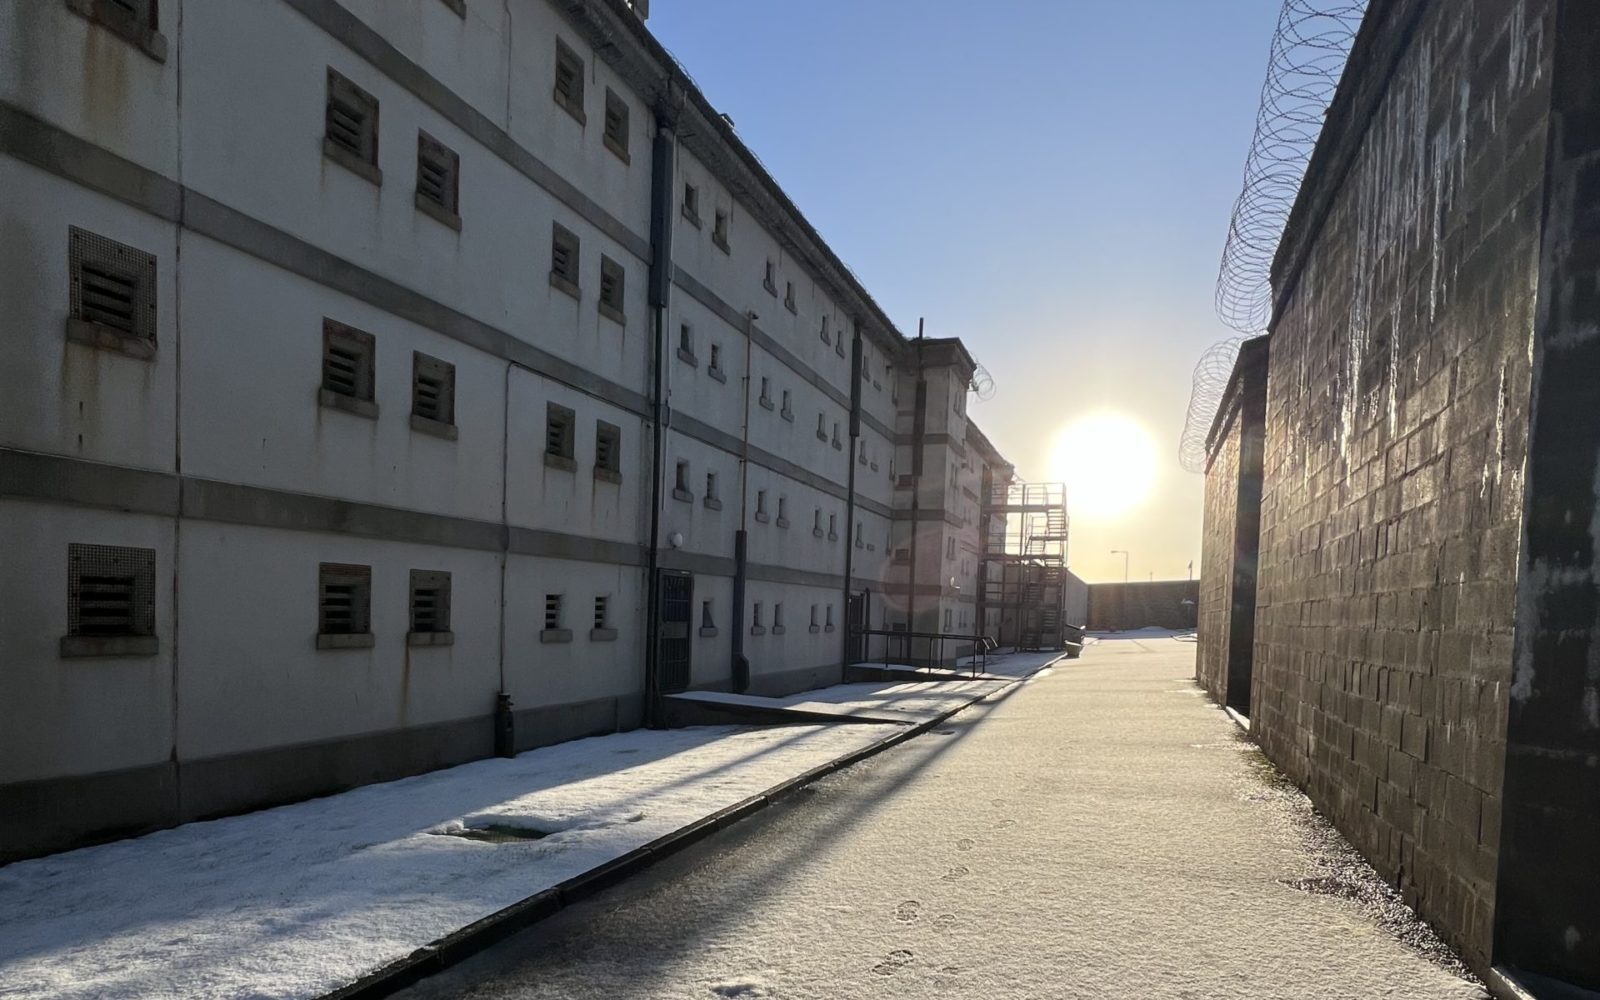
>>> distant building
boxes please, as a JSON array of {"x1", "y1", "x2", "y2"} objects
[
  {"x1": 1198, "y1": 0, "x2": 1600, "y2": 992},
  {"x1": 0, "y1": 0, "x2": 1053, "y2": 860}
]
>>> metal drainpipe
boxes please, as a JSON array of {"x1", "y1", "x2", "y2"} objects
[
  {"x1": 643, "y1": 108, "x2": 676, "y2": 727},
  {"x1": 840, "y1": 324, "x2": 862, "y2": 677},
  {"x1": 908, "y1": 323, "x2": 926, "y2": 662},
  {"x1": 731, "y1": 309, "x2": 755, "y2": 692}
]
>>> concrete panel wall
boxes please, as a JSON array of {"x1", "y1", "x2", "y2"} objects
[{"x1": 1087, "y1": 581, "x2": 1200, "y2": 631}]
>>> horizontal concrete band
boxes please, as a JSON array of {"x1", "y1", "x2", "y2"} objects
[
  {"x1": 0, "y1": 448, "x2": 871, "y2": 592},
  {"x1": 0, "y1": 694, "x2": 638, "y2": 864},
  {"x1": 0, "y1": 102, "x2": 895, "y2": 518}
]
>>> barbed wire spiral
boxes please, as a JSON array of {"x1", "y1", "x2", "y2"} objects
[{"x1": 1179, "y1": 0, "x2": 1367, "y2": 473}]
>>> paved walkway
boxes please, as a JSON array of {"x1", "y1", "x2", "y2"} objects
[{"x1": 398, "y1": 634, "x2": 1486, "y2": 1000}]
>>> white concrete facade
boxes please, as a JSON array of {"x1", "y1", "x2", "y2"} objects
[{"x1": 0, "y1": 0, "x2": 1022, "y2": 860}]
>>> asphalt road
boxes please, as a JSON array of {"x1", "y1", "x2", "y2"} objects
[{"x1": 394, "y1": 634, "x2": 1486, "y2": 1000}]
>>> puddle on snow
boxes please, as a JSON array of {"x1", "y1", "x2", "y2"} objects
[{"x1": 433, "y1": 823, "x2": 553, "y2": 844}]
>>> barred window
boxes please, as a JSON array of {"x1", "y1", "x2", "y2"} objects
[
  {"x1": 318, "y1": 563, "x2": 372, "y2": 646},
  {"x1": 409, "y1": 570, "x2": 452, "y2": 634},
  {"x1": 415, "y1": 131, "x2": 461, "y2": 228},
  {"x1": 598, "y1": 255, "x2": 626, "y2": 323},
  {"x1": 67, "y1": 227, "x2": 157, "y2": 358},
  {"x1": 553, "y1": 40, "x2": 585, "y2": 122},
  {"x1": 550, "y1": 223, "x2": 580, "y2": 296},
  {"x1": 66, "y1": 543, "x2": 155, "y2": 639},
  {"x1": 411, "y1": 352, "x2": 456, "y2": 433},
  {"x1": 603, "y1": 88, "x2": 630, "y2": 162},
  {"x1": 324, "y1": 69, "x2": 381, "y2": 183}
]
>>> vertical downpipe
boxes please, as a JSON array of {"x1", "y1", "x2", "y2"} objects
[
  {"x1": 840, "y1": 325, "x2": 863, "y2": 676},
  {"x1": 732, "y1": 312, "x2": 754, "y2": 692},
  {"x1": 908, "y1": 324, "x2": 927, "y2": 660},
  {"x1": 643, "y1": 111, "x2": 676, "y2": 727}
]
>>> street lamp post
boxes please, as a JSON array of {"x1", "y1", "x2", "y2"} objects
[{"x1": 1110, "y1": 550, "x2": 1129, "y2": 583}]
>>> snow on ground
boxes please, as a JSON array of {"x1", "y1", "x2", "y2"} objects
[
  {"x1": 0, "y1": 722, "x2": 913, "y2": 1000},
  {"x1": 0, "y1": 663, "x2": 1051, "y2": 1000}
]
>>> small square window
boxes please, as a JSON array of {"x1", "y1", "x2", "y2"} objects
[
  {"x1": 554, "y1": 40, "x2": 586, "y2": 123},
  {"x1": 599, "y1": 255, "x2": 626, "y2": 324},
  {"x1": 705, "y1": 471, "x2": 719, "y2": 499},
  {"x1": 593, "y1": 595, "x2": 610, "y2": 630},
  {"x1": 776, "y1": 496, "x2": 789, "y2": 528},
  {"x1": 756, "y1": 489, "x2": 768, "y2": 516},
  {"x1": 409, "y1": 570, "x2": 452, "y2": 641},
  {"x1": 415, "y1": 131, "x2": 461, "y2": 229},
  {"x1": 753, "y1": 602, "x2": 764, "y2": 628},
  {"x1": 595, "y1": 420, "x2": 622, "y2": 482},
  {"x1": 758, "y1": 377, "x2": 772, "y2": 408},
  {"x1": 603, "y1": 88, "x2": 630, "y2": 163},
  {"x1": 411, "y1": 352, "x2": 456, "y2": 438},
  {"x1": 62, "y1": 543, "x2": 158, "y2": 657},
  {"x1": 828, "y1": 513, "x2": 837, "y2": 539},
  {"x1": 784, "y1": 281, "x2": 796, "y2": 313},
  {"x1": 713, "y1": 210, "x2": 730, "y2": 253},
  {"x1": 709, "y1": 344, "x2": 724, "y2": 379},
  {"x1": 780, "y1": 389, "x2": 792, "y2": 419},
  {"x1": 678, "y1": 322, "x2": 694, "y2": 361},
  {"x1": 324, "y1": 68, "x2": 381, "y2": 184},
  {"x1": 321, "y1": 319, "x2": 378, "y2": 419},
  {"x1": 66, "y1": 226, "x2": 157, "y2": 359},
  {"x1": 65, "y1": 0, "x2": 167, "y2": 61},
  {"x1": 819, "y1": 316, "x2": 831, "y2": 345},
  {"x1": 702, "y1": 601, "x2": 715, "y2": 629},
  {"x1": 763, "y1": 260, "x2": 777, "y2": 296},
  {"x1": 773, "y1": 603, "x2": 785, "y2": 632},
  {"x1": 545, "y1": 593, "x2": 563, "y2": 629},
  {"x1": 545, "y1": 402, "x2": 576, "y2": 470},
  {"x1": 682, "y1": 183, "x2": 701, "y2": 226},
  {"x1": 318, "y1": 563, "x2": 373, "y2": 648},
  {"x1": 550, "y1": 223, "x2": 581, "y2": 298}
]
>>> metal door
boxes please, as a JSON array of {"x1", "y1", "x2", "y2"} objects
[
  {"x1": 658, "y1": 570, "x2": 692, "y2": 694},
  {"x1": 846, "y1": 590, "x2": 868, "y2": 664}
]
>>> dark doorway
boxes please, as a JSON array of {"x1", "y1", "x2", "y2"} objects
[
  {"x1": 658, "y1": 570, "x2": 692, "y2": 694},
  {"x1": 846, "y1": 591, "x2": 868, "y2": 664}
]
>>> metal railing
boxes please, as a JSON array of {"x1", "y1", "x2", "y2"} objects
[{"x1": 849, "y1": 628, "x2": 997, "y2": 677}]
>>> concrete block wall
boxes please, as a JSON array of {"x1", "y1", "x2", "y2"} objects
[
  {"x1": 1197, "y1": 414, "x2": 1244, "y2": 706},
  {"x1": 1253, "y1": 0, "x2": 1554, "y2": 971},
  {"x1": 1086, "y1": 581, "x2": 1199, "y2": 631}
]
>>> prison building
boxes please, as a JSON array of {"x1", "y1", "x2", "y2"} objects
[
  {"x1": 0, "y1": 0, "x2": 1039, "y2": 862},
  {"x1": 1195, "y1": 0, "x2": 1600, "y2": 992}
]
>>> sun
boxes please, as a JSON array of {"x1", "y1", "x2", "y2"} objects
[{"x1": 1052, "y1": 412, "x2": 1159, "y2": 520}]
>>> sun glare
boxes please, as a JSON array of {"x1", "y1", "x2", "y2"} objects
[{"x1": 1053, "y1": 412, "x2": 1159, "y2": 520}]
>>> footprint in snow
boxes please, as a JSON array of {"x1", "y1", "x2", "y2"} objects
[
  {"x1": 894, "y1": 900, "x2": 921, "y2": 923},
  {"x1": 955, "y1": 837, "x2": 975, "y2": 851},
  {"x1": 871, "y1": 950, "x2": 914, "y2": 977},
  {"x1": 934, "y1": 914, "x2": 959, "y2": 929},
  {"x1": 942, "y1": 865, "x2": 970, "y2": 882}
]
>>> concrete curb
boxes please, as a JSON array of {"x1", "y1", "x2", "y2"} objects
[{"x1": 318, "y1": 654, "x2": 1066, "y2": 1000}]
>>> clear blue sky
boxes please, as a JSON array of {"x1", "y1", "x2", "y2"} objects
[{"x1": 650, "y1": 1, "x2": 1282, "y2": 583}]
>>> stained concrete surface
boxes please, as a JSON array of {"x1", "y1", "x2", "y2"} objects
[{"x1": 394, "y1": 634, "x2": 1487, "y2": 1000}]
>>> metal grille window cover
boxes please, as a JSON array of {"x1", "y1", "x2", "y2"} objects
[
  {"x1": 409, "y1": 570, "x2": 451, "y2": 633},
  {"x1": 325, "y1": 69, "x2": 379, "y2": 164},
  {"x1": 593, "y1": 595, "x2": 609, "y2": 629},
  {"x1": 603, "y1": 89, "x2": 629, "y2": 160},
  {"x1": 323, "y1": 320, "x2": 376, "y2": 400},
  {"x1": 416, "y1": 132, "x2": 460, "y2": 213},
  {"x1": 544, "y1": 594, "x2": 562, "y2": 630},
  {"x1": 551, "y1": 224, "x2": 580, "y2": 285},
  {"x1": 599, "y1": 256, "x2": 625, "y2": 311},
  {"x1": 546, "y1": 403, "x2": 575, "y2": 458},
  {"x1": 68, "y1": 544, "x2": 155, "y2": 637},
  {"x1": 412, "y1": 352, "x2": 455, "y2": 423},
  {"x1": 319, "y1": 563, "x2": 371, "y2": 635},
  {"x1": 595, "y1": 420, "x2": 621, "y2": 473},
  {"x1": 553, "y1": 41, "x2": 584, "y2": 117},
  {"x1": 69, "y1": 227, "x2": 156, "y2": 343}
]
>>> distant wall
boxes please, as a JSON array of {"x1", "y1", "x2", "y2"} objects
[
  {"x1": 1086, "y1": 581, "x2": 1199, "y2": 631},
  {"x1": 1063, "y1": 570, "x2": 1089, "y2": 627}
]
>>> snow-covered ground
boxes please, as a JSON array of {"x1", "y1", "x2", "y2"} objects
[{"x1": 0, "y1": 670, "x2": 1030, "y2": 1000}]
